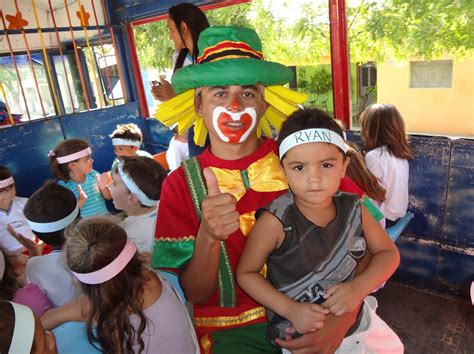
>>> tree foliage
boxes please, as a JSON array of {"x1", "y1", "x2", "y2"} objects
[{"x1": 134, "y1": 0, "x2": 474, "y2": 70}]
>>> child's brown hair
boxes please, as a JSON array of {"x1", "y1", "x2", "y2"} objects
[
  {"x1": 49, "y1": 139, "x2": 90, "y2": 181},
  {"x1": 65, "y1": 218, "x2": 148, "y2": 354},
  {"x1": 360, "y1": 103, "x2": 413, "y2": 160},
  {"x1": 24, "y1": 181, "x2": 78, "y2": 249},
  {"x1": 346, "y1": 142, "x2": 386, "y2": 203},
  {"x1": 109, "y1": 123, "x2": 143, "y2": 143},
  {"x1": 113, "y1": 156, "x2": 166, "y2": 204}
]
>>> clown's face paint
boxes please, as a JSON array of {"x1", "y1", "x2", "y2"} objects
[{"x1": 212, "y1": 106, "x2": 257, "y2": 144}]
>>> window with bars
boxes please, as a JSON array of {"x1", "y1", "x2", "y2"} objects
[{"x1": 0, "y1": 1, "x2": 126, "y2": 127}]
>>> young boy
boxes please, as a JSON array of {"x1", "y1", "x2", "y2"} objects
[
  {"x1": 237, "y1": 108, "x2": 403, "y2": 353},
  {"x1": 0, "y1": 166, "x2": 36, "y2": 253},
  {"x1": 110, "y1": 123, "x2": 153, "y2": 160},
  {"x1": 108, "y1": 156, "x2": 166, "y2": 257},
  {"x1": 23, "y1": 181, "x2": 80, "y2": 307}
]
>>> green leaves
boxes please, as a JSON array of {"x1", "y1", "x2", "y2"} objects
[{"x1": 134, "y1": 0, "x2": 474, "y2": 70}]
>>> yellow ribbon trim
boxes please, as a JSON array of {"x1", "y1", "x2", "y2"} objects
[
  {"x1": 209, "y1": 152, "x2": 288, "y2": 202},
  {"x1": 200, "y1": 334, "x2": 212, "y2": 354},
  {"x1": 194, "y1": 307, "x2": 266, "y2": 328},
  {"x1": 239, "y1": 211, "x2": 256, "y2": 236},
  {"x1": 155, "y1": 235, "x2": 196, "y2": 242}
]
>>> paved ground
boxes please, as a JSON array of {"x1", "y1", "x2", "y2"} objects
[{"x1": 374, "y1": 281, "x2": 473, "y2": 354}]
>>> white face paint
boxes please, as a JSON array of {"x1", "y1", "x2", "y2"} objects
[{"x1": 212, "y1": 107, "x2": 257, "y2": 144}]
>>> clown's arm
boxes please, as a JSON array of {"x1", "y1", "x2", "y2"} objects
[{"x1": 180, "y1": 168, "x2": 240, "y2": 303}]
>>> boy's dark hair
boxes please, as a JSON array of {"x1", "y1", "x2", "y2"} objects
[
  {"x1": 49, "y1": 139, "x2": 90, "y2": 181},
  {"x1": 24, "y1": 181, "x2": 78, "y2": 248},
  {"x1": 277, "y1": 108, "x2": 346, "y2": 158},
  {"x1": 109, "y1": 123, "x2": 143, "y2": 142},
  {"x1": 169, "y1": 3, "x2": 210, "y2": 70},
  {"x1": 114, "y1": 156, "x2": 167, "y2": 204},
  {"x1": 0, "y1": 166, "x2": 12, "y2": 180},
  {"x1": 0, "y1": 301, "x2": 15, "y2": 353},
  {"x1": 0, "y1": 250, "x2": 19, "y2": 300}
]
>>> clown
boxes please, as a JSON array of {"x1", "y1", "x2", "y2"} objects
[{"x1": 152, "y1": 26, "x2": 370, "y2": 353}]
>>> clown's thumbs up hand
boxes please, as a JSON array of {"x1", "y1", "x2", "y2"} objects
[{"x1": 200, "y1": 167, "x2": 239, "y2": 241}]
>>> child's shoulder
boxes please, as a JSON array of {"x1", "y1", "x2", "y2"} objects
[
  {"x1": 258, "y1": 191, "x2": 294, "y2": 221},
  {"x1": 137, "y1": 150, "x2": 153, "y2": 159},
  {"x1": 12, "y1": 196, "x2": 28, "y2": 207}
]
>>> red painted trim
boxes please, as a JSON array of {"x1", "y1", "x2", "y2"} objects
[
  {"x1": 329, "y1": 0, "x2": 351, "y2": 129},
  {"x1": 131, "y1": 0, "x2": 252, "y2": 27},
  {"x1": 126, "y1": 23, "x2": 150, "y2": 118}
]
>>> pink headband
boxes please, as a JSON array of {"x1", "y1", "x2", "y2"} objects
[
  {"x1": 0, "y1": 177, "x2": 14, "y2": 188},
  {"x1": 55, "y1": 147, "x2": 92, "y2": 164},
  {"x1": 72, "y1": 240, "x2": 137, "y2": 284}
]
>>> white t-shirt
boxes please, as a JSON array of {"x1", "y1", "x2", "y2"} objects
[
  {"x1": 26, "y1": 250, "x2": 79, "y2": 307},
  {"x1": 119, "y1": 208, "x2": 158, "y2": 253},
  {"x1": 365, "y1": 146, "x2": 409, "y2": 221},
  {"x1": 166, "y1": 136, "x2": 189, "y2": 171},
  {"x1": 0, "y1": 197, "x2": 36, "y2": 252}
]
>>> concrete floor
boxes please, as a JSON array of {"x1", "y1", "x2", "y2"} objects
[{"x1": 374, "y1": 281, "x2": 473, "y2": 354}]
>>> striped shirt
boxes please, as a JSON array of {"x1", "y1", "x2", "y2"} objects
[{"x1": 58, "y1": 171, "x2": 108, "y2": 218}]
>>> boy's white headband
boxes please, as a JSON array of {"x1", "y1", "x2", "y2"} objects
[
  {"x1": 26, "y1": 205, "x2": 79, "y2": 233},
  {"x1": 54, "y1": 147, "x2": 92, "y2": 164},
  {"x1": 112, "y1": 138, "x2": 141, "y2": 147},
  {"x1": 0, "y1": 251, "x2": 5, "y2": 281},
  {"x1": 0, "y1": 177, "x2": 14, "y2": 188},
  {"x1": 279, "y1": 128, "x2": 348, "y2": 159},
  {"x1": 9, "y1": 302, "x2": 35, "y2": 354},
  {"x1": 117, "y1": 162, "x2": 157, "y2": 207}
]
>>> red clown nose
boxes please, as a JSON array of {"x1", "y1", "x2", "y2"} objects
[{"x1": 230, "y1": 100, "x2": 240, "y2": 111}]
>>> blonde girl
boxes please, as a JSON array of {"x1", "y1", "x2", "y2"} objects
[
  {"x1": 360, "y1": 104, "x2": 413, "y2": 226},
  {"x1": 49, "y1": 139, "x2": 108, "y2": 218}
]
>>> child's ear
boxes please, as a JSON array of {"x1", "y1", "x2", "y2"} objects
[
  {"x1": 128, "y1": 193, "x2": 141, "y2": 206},
  {"x1": 341, "y1": 156, "x2": 350, "y2": 178},
  {"x1": 180, "y1": 22, "x2": 189, "y2": 36},
  {"x1": 68, "y1": 161, "x2": 77, "y2": 170}
]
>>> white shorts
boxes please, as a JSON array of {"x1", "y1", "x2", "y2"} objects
[
  {"x1": 336, "y1": 296, "x2": 403, "y2": 354},
  {"x1": 282, "y1": 296, "x2": 404, "y2": 354}
]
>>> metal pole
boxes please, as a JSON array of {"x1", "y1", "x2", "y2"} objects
[{"x1": 329, "y1": 0, "x2": 351, "y2": 129}]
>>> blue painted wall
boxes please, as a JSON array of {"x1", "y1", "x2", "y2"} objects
[{"x1": 0, "y1": 103, "x2": 171, "y2": 197}]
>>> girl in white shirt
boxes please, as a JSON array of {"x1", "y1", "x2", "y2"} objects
[{"x1": 360, "y1": 103, "x2": 413, "y2": 226}]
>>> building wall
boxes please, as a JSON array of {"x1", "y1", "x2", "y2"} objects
[{"x1": 377, "y1": 58, "x2": 474, "y2": 137}]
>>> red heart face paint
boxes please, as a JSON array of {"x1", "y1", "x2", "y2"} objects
[{"x1": 212, "y1": 107, "x2": 257, "y2": 144}]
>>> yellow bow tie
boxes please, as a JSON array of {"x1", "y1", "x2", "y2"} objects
[{"x1": 209, "y1": 152, "x2": 288, "y2": 201}]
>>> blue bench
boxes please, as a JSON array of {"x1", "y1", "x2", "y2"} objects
[{"x1": 386, "y1": 212, "x2": 414, "y2": 242}]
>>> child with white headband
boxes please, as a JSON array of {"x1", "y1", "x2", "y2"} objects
[
  {"x1": 0, "y1": 166, "x2": 35, "y2": 253},
  {"x1": 109, "y1": 156, "x2": 166, "y2": 257},
  {"x1": 0, "y1": 165, "x2": 36, "y2": 253},
  {"x1": 0, "y1": 300, "x2": 58, "y2": 353},
  {"x1": 49, "y1": 139, "x2": 109, "y2": 218},
  {"x1": 237, "y1": 108, "x2": 403, "y2": 353},
  {"x1": 22, "y1": 181, "x2": 80, "y2": 307},
  {"x1": 42, "y1": 218, "x2": 198, "y2": 353},
  {"x1": 109, "y1": 123, "x2": 153, "y2": 165}
]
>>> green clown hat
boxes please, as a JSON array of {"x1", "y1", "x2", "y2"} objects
[
  {"x1": 172, "y1": 26, "x2": 294, "y2": 94},
  {"x1": 154, "y1": 26, "x2": 308, "y2": 146}
]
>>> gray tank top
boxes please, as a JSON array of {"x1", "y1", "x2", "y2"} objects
[{"x1": 261, "y1": 191, "x2": 366, "y2": 308}]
